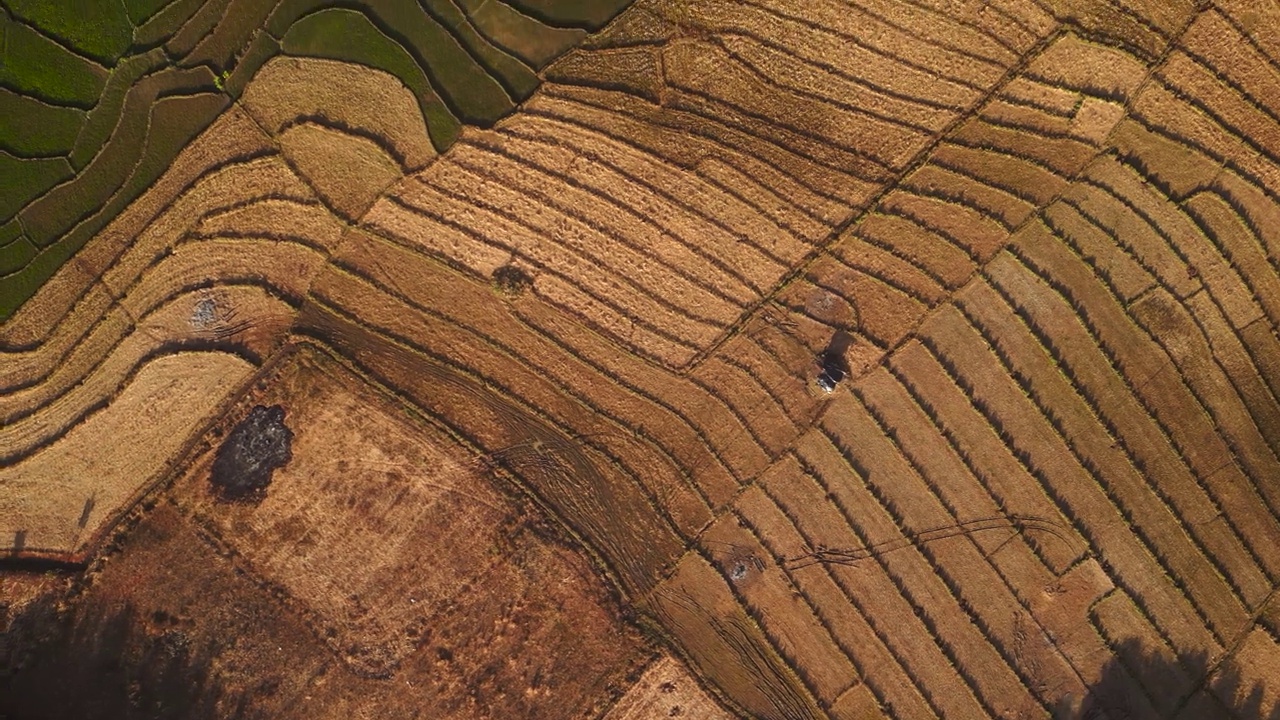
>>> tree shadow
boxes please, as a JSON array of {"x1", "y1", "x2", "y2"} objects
[
  {"x1": 1057, "y1": 635, "x2": 1279, "y2": 720},
  {"x1": 6, "y1": 580, "x2": 1280, "y2": 720},
  {"x1": 816, "y1": 330, "x2": 855, "y2": 392},
  {"x1": 0, "y1": 595, "x2": 251, "y2": 720}
]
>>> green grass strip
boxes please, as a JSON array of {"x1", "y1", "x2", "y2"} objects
[
  {"x1": 421, "y1": 0, "x2": 538, "y2": 100},
  {"x1": 125, "y1": 0, "x2": 173, "y2": 26},
  {"x1": 24, "y1": 65, "x2": 219, "y2": 246},
  {"x1": 134, "y1": 0, "x2": 205, "y2": 48},
  {"x1": 6, "y1": 0, "x2": 134, "y2": 64},
  {"x1": 266, "y1": 0, "x2": 511, "y2": 125},
  {"x1": 364, "y1": 0, "x2": 512, "y2": 125},
  {"x1": 500, "y1": 0, "x2": 633, "y2": 29},
  {"x1": 222, "y1": 28, "x2": 277, "y2": 98},
  {"x1": 0, "y1": 232, "x2": 34, "y2": 274},
  {"x1": 280, "y1": 7, "x2": 461, "y2": 150},
  {"x1": 0, "y1": 88, "x2": 84, "y2": 156},
  {"x1": 0, "y1": 90, "x2": 225, "y2": 320},
  {"x1": 0, "y1": 233, "x2": 77, "y2": 319},
  {"x1": 123, "y1": 92, "x2": 229, "y2": 209},
  {"x1": 164, "y1": 0, "x2": 231, "y2": 59},
  {"x1": 180, "y1": 0, "x2": 275, "y2": 70},
  {"x1": 0, "y1": 217, "x2": 22, "y2": 245},
  {"x1": 70, "y1": 49, "x2": 167, "y2": 171},
  {"x1": 0, "y1": 17, "x2": 108, "y2": 108},
  {"x1": 263, "y1": 0, "x2": 328, "y2": 37},
  {"x1": 0, "y1": 152, "x2": 71, "y2": 222}
]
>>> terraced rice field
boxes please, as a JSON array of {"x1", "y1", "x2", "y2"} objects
[{"x1": 5, "y1": 0, "x2": 1280, "y2": 718}]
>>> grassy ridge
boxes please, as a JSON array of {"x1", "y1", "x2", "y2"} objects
[
  {"x1": 134, "y1": 0, "x2": 206, "y2": 47},
  {"x1": 359, "y1": 0, "x2": 514, "y2": 124},
  {"x1": 20, "y1": 67, "x2": 221, "y2": 248},
  {"x1": 421, "y1": 0, "x2": 539, "y2": 99},
  {"x1": 503, "y1": 0, "x2": 632, "y2": 28},
  {"x1": 0, "y1": 234, "x2": 34, "y2": 275},
  {"x1": 68, "y1": 50, "x2": 168, "y2": 171},
  {"x1": 278, "y1": 8, "x2": 461, "y2": 150}
]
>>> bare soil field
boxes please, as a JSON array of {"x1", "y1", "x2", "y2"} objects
[
  {"x1": 173, "y1": 344, "x2": 524, "y2": 676},
  {"x1": 602, "y1": 654, "x2": 736, "y2": 720},
  {"x1": 174, "y1": 342, "x2": 650, "y2": 694},
  {"x1": 9, "y1": 1, "x2": 1280, "y2": 719}
]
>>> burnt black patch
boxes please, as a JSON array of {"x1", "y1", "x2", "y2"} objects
[{"x1": 209, "y1": 405, "x2": 293, "y2": 501}]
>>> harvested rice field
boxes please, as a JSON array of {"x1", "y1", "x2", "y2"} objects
[{"x1": 6, "y1": 1, "x2": 1280, "y2": 718}]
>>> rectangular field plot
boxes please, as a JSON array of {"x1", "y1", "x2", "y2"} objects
[{"x1": 173, "y1": 343, "x2": 640, "y2": 689}]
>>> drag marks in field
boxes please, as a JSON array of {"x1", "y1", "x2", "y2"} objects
[
  {"x1": 643, "y1": 553, "x2": 825, "y2": 720},
  {"x1": 295, "y1": 300, "x2": 688, "y2": 596},
  {"x1": 310, "y1": 236, "x2": 724, "y2": 535},
  {"x1": 602, "y1": 653, "x2": 735, "y2": 720}
]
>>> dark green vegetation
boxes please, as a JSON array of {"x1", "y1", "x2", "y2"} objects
[
  {"x1": 0, "y1": 18, "x2": 107, "y2": 107},
  {"x1": 0, "y1": 0, "x2": 632, "y2": 323},
  {"x1": 6, "y1": 0, "x2": 133, "y2": 62}
]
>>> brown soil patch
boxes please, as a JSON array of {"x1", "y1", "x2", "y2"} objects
[
  {"x1": 1, "y1": 341, "x2": 654, "y2": 719},
  {"x1": 602, "y1": 654, "x2": 735, "y2": 720},
  {"x1": 176, "y1": 345, "x2": 513, "y2": 676},
  {"x1": 169, "y1": 342, "x2": 648, "y2": 697}
]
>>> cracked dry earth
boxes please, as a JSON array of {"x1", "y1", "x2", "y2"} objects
[{"x1": 6, "y1": 1, "x2": 1280, "y2": 719}]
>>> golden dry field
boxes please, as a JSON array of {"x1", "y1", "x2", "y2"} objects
[{"x1": 6, "y1": 0, "x2": 1280, "y2": 718}]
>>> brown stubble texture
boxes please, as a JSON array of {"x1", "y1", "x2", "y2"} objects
[{"x1": 11, "y1": 2, "x2": 1280, "y2": 719}]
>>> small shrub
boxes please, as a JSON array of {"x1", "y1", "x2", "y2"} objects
[{"x1": 492, "y1": 264, "x2": 533, "y2": 296}]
